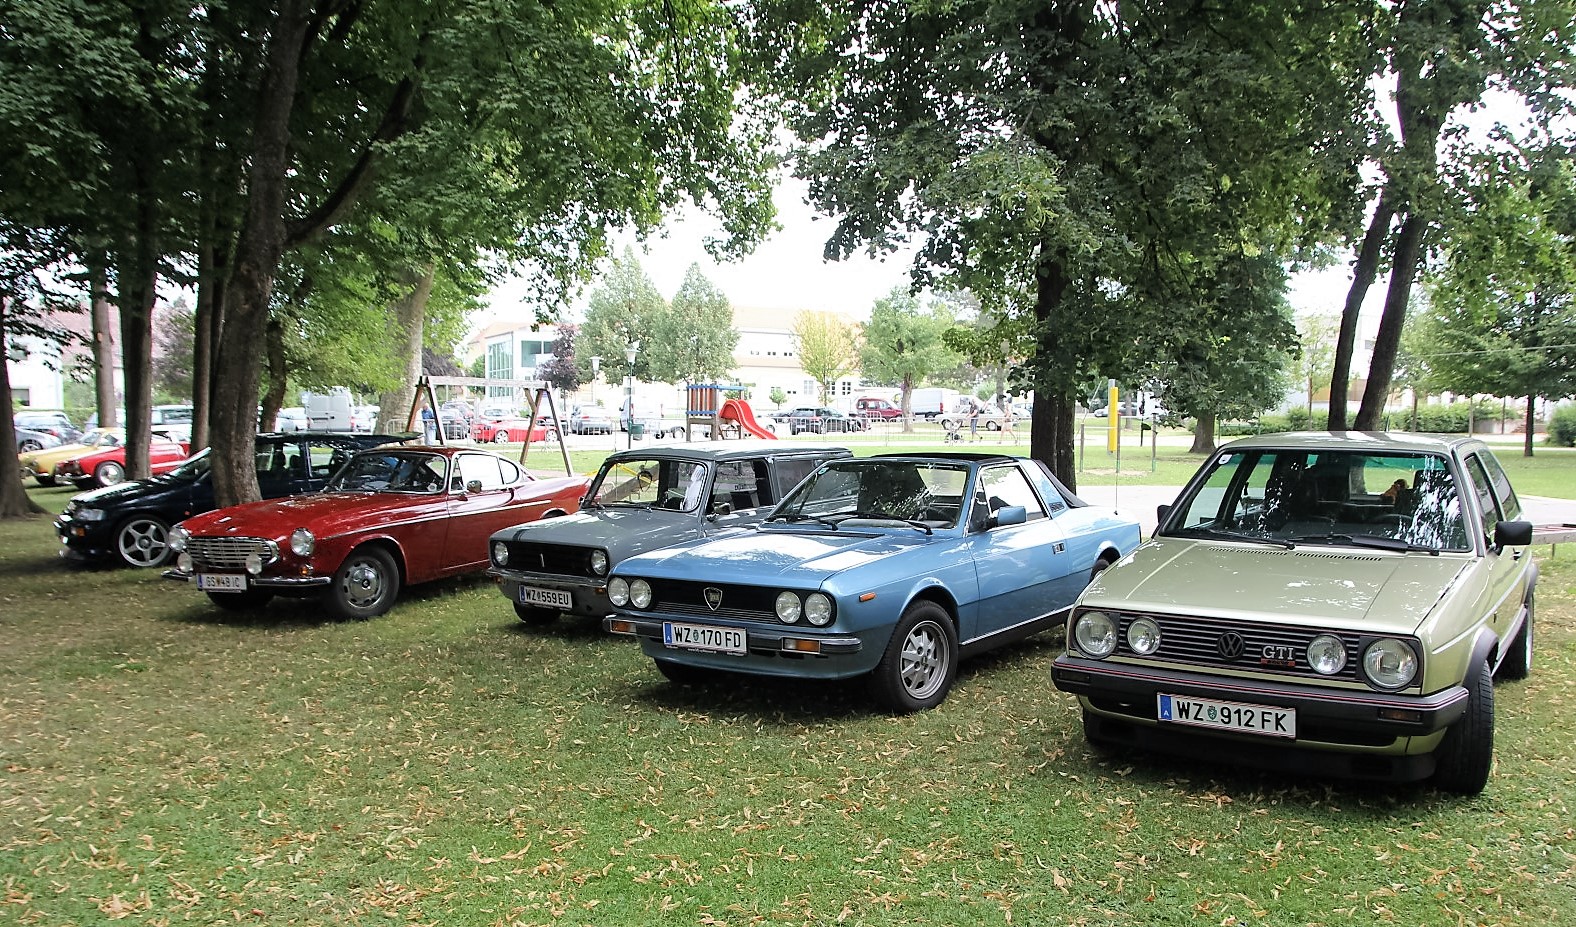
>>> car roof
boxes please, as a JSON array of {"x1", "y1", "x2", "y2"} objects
[
  {"x1": 604, "y1": 442, "x2": 853, "y2": 464},
  {"x1": 254, "y1": 431, "x2": 405, "y2": 447},
  {"x1": 1216, "y1": 431, "x2": 1479, "y2": 455}
]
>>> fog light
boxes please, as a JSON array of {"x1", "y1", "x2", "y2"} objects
[
  {"x1": 245, "y1": 552, "x2": 264, "y2": 576},
  {"x1": 177, "y1": 553, "x2": 193, "y2": 572}
]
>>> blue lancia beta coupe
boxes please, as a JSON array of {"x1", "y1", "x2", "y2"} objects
[{"x1": 605, "y1": 453, "x2": 1142, "y2": 712}]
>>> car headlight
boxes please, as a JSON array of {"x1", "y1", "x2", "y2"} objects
[
  {"x1": 169, "y1": 526, "x2": 190, "y2": 552},
  {"x1": 629, "y1": 579, "x2": 653, "y2": 609},
  {"x1": 1126, "y1": 616, "x2": 1162, "y2": 656},
  {"x1": 492, "y1": 541, "x2": 509, "y2": 566},
  {"x1": 590, "y1": 549, "x2": 609, "y2": 576},
  {"x1": 775, "y1": 591, "x2": 802, "y2": 623},
  {"x1": 1072, "y1": 611, "x2": 1118, "y2": 659},
  {"x1": 804, "y1": 593, "x2": 833, "y2": 627},
  {"x1": 290, "y1": 528, "x2": 316, "y2": 558},
  {"x1": 608, "y1": 577, "x2": 630, "y2": 607},
  {"x1": 1307, "y1": 635, "x2": 1348, "y2": 676},
  {"x1": 177, "y1": 553, "x2": 193, "y2": 572},
  {"x1": 74, "y1": 508, "x2": 106, "y2": 522},
  {"x1": 1362, "y1": 638, "x2": 1418, "y2": 689},
  {"x1": 245, "y1": 552, "x2": 265, "y2": 576}
]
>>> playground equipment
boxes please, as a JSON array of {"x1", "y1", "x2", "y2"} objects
[
  {"x1": 686, "y1": 385, "x2": 777, "y2": 441},
  {"x1": 405, "y1": 374, "x2": 574, "y2": 476}
]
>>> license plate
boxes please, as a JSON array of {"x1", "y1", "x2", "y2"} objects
[
  {"x1": 518, "y1": 585, "x2": 571, "y2": 610},
  {"x1": 663, "y1": 622, "x2": 746, "y2": 655},
  {"x1": 197, "y1": 573, "x2": 247, "y2": 592},
  {"x1": 1158, "y1": 694, "x2": 1296, "y2": 738}
]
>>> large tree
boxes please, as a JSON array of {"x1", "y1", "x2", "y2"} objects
[
  {"x1": 860, "y1": 287, "x2": 962, "y2": 431},
  {"x1": 650, "y1": 264, "x2": 740, "y2": 386},
  {"x1": 579, "y1": 248, "x2": 669, "y2": 387},
  {"x1": 791, "y1": 310, "x2": 860, "y2": 404},
  {"x1": 764, "y1": 0, "x2": 1371, "y2": 488}
]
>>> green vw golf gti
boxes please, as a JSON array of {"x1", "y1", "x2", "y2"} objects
[{"x1": 1052, "y1": 432, "x2": 1536, "y2": 794}]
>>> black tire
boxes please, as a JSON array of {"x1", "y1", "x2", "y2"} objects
[
  {"x1": 204, "y1": 588, "x2": 274, "y2": 611},
  {"x1": 513, "y1": 602, "x2": 560, "y2": 626},
  {"x1": 94, "y1": 460, "x2": 126, "y2": 486},
  {"x1": 986, "y1": 420, "x2": 1001, "y2": 431},
  {"x1": 1088, "y1": 556, "x2": 1114, "y2": 587},
  {"x1": 492, "y1": 431, "x2": 509, "y2": 444},
  {"x1": 325, "y1": 546, "x2": 401, "y2": 620},
  {"x1": 18, "y1": 439, "x2": 42, "y2": 453},
  {"x1": 1432, "y1": 660, "x2": 1495, "y2": 795},
  {"x1": 866, "y1": 601, "x2": 958, "y2": 713},
  {"x1": 1497, "y1": 589, "x2": 1533, "y2": 681},
  {"x1": 654, "y1": 658, "x2": 717, "y2": 686},
  {"x1": 115, "y1": 515, "x2": 172, "y2": 568},
  {"x1": 33, "y1": 473, "x2": 57, "y2": 487}
]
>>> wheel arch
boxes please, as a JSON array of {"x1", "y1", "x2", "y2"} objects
[{"x1": 345, "y1": 536, "x2": 408, "y2": 585}]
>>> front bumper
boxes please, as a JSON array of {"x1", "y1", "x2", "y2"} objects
[
  {"x1": 162, "y1": 568, "x2": 333, "y2": 590},
  {"x1": 1052, "y1": 652, "x2": 1468, "y2": 759},
  {"x1": 55, "y1": 518, "x2": 114, "y2": 560},
  {"x1": 490, "y1": 570, "x2": 612, "y2": 619},
  {"x1": 606, "y1": 613, "x2": 869, "y2": 680}
]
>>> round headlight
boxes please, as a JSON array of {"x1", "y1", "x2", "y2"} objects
[
  {"x1": 492, "y1": 541, "x2": 509, "y2": 566},
  {"x1": 1073, "y1": 611, "x2": 1118, "y2": 659},
  {"x1": 775, "y1": 591, "x2": 802, "y2": 623},
  {"x1": 1126, "y1": 617, "x2": 1162, "y2": 656},
  {"x1": 290, "y1": 528, "x2": 316, "y2": 558},
  {"x1": 590, "y1": 550, "x2": 609, "y2": 576},
  {"x1": 1307, "y1": 634, "x2": 1348, "y2": 675},
  {"x1": 244, "y1": 552, "x2": 265, "y2": 576},
  {"x1": 804, "y1": 593, "x2": 833, "y2": 626},
  {"x1": 629, "y1": 579, "x2": 653, "y2": 609},
  {"x1": 608, "y1": 577, "x2": 630, "y2": 607},
  {"x1": 1362, "y1": 638, "x2": 1418, "y2": 689},
  {"x1": 169, "y1": 526, "x2": 190, "y2": 553}
]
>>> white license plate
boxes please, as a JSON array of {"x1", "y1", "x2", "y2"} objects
[
  {"x1": 1158, "y1": 694, "x2": 1296, "y2": 739},
  {"x1": 663, "y1": 622, "x2": 746, "y2": 655},
  {"x1": 518, "y1": 585, "x2": 571, "y2": 610},
  {"x1": 197, "y1": 573, "x2": 247, "y2": 592}
]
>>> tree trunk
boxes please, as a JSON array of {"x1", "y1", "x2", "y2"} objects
[
  {"x1": 1524, "y1": 393, "x2": 1536, "y2": 457},
  {"x1": 210, "y1": 0, "x2": 313, "y2": 508},
  {"x1": 376, "y1": 264, "x2": 437, "y2": 436},
  {"x1": 261, "y1": 314, "x2": 288, "y2": 432},
  {"x1": 1356, "y1": 212, "x2": 1426, "y2": 430},
  {"x1": 192, "y1": 197, "x2": 226, "y2": 452},
  {"x1": 89, "y1": 261, "x2": 117, "y2": 427},
  {"x1": 1029, "y1": 252, "x2": 1076, "y2": 490},
  {"x1": 0, "y1": 298, "x2": 47, "y2": 518},
  {"x1": 900, "y1": 375, "x2": 914, "y2": 433},
  {"x1": 1328, "y1": 193, "x2": 1393, "y2": 429},
  {"x1": 115, "y1": 245, "x2": 158, "y2": 482},
  {"x1": 1188, "y1": 411, "x2": 1217, "y2": 454}
]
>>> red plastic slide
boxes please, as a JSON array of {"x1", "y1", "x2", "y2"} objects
[{"x1": 719, "y1": 398, "x2": 778, "y2": 440}]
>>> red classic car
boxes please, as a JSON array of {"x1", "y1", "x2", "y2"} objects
[
  {"x1": 55, "y1": 436, "x2": 193, "y2": 489},
  {"x1": 471, "y1": 417, "x2": 556, "y2": 444},
  {"x1": 163, "y1": 446, "x2": 590, "y2": 619}
]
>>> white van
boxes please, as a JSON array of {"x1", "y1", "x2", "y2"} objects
[{"x1": 302, "y1": 388, "x2": 355, "y2": 431}]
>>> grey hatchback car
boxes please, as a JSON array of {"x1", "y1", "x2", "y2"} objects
[{"x1": 488, "y1": 443, "x2": 850, "y2": 624}]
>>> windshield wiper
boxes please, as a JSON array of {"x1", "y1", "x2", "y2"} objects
[
  {"x1": 828, "y1": 511, "x2": 934, "y2": 535},
  {"x1": 1291, "y1": 533, "x2": 1440, "y2": 555},
  {"x1": 1174, "y1": 527, "x2": 1294, "y2": 549},
  {"x1": 768, "y1": 512, "x2": 840, "y2": 528}
]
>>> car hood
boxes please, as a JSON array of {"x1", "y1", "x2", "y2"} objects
[
  {"x1": 73, "y1": 472, "x2": 196, "y2": 506},
  {"x1": 495, "y1": 507, "x2": 712, "y2": 553},
  {"x1": 1086, "y1": 538, "x2": 1469, "y2": 635},
  {"x1": 619, "y1": 526, "x2": 933, "y2": 585},
  {"x1": 178, "y1": 491, "x2": 441, "y2": 539}
]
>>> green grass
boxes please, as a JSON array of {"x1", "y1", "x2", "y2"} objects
[{"x1": 2, "y1": 481, "x2": 1574, "y2": 925}]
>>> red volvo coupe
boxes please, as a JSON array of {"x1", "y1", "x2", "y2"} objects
[
  {"x1": 56, "y1": 436, "x2": 193, "y2": 489},
  {"x1": 164, "y1": 446, "x2": 589, "y2": 619}
]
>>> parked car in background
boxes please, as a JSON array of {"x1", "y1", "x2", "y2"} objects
[
  {"x1": 148, "y1": 404, "x2": 195, "y2": 442},
  {"x1": 439, "y1": 410, "x2": 469, "y2": 440},
  {"x1": 1052, "y1": 432, "x2": 1536, "y2": 794},
  {"x1": 14, "y1": 427, "x2": 62, "y2": 454},
  {"x1": 489, "y1": 443, "x2": 851, "y2": 625},
  {"x1": 472, "y1": 416, "x2": 555, "y2": 444},
  {"x1": 853, "y1": 397, "x2": 903, "y2": 421},
  {"x1": 165, "y1": 446, "x2": 591, "y2": 619},
  {"x1": 606, "y1": 453, "x2": 1142, "y2": 711},
  {"x1": 274, "y1": 407, "x2": 308, "y2": 432},
  {"x1": 55, "y1": 434, "x2": 192, "y2": 489},
  {"x1": 352, "y1": 405, "x2": 380, "y2": 433},
  {"x1": 57, "y1": 432, "x2": 402, "y2": 568},
  {"x1": 939, "y1": 400, "x2": 1008, "y2": 433},
  {"x1": 19, "y1": 428, "x2": 126, "y2": 486},
  {"x1": 567, "y1": 404, "x2": 614, "y2": 435},
  {"x1": 784, "y1": 407, "x2": 866, "y2": 435},
  {"x1": 14, "y1": 409, "x2": 81, "y2": 444}
]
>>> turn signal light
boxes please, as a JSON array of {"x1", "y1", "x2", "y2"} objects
[
  {"x1": 607, "y1": 619, "x2": 637, "y2": 636},
  {"x1": 781, "y1": 638, "x2": 822, "y2": 654}
]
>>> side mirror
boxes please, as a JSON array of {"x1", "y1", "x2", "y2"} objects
[
  {"x1": 1156, "y1": 504, "x2": 1171, "y2": 531},
  {"x1": 1494, "y1": 520, "x2": 1533, "y2": 550},
  {"x1": 991, "y1": 505, "x2": 1027, "y2": 528},
  {"x1": 466, "y1": 479, "x2": 485, "y2": 495}
]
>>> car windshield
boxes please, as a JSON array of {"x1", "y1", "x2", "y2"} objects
[
  {"x1": 773, "y1": 459, "x2": 969, "y2": 527},
  {"x1": 1163, "y1": 447, "x2": 1470, "y2": 552},
  {"x1": 327, "y1": 451, "x2": 449, "y2": 493},
  {"x1": 587, "y1": 457, "x2": 707, "y2": 511},
  {"x1": 165, "y1": 448, "x2": 212, "y2": 481},
  {"x1": 83, "y1": 430, "x2": 122, "y2": 448}
]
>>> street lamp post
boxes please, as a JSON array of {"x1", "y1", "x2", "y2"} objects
[{"x1": 625, "y1": 340, "x2": 640, "y2": 449}]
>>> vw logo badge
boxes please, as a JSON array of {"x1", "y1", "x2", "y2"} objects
[
  {"x1": 704, "y1": 587, "x2": 723, "y2": 611},
  {"x1": 1217, "y1": 631, "x2": 1246, "y2": 661}
]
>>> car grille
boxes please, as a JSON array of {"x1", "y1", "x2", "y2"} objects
[
  {"x1": 186, "y1": 537, "x2": 278, "y2": 570},
  {"x1": 503, "y1": 542, "x2": 599, "y2": 577},
  {"x1": 643, "y1": 580, "x2": 787, "y2": 622},
  {"x1": 1111, "y1": 612, "x2": 1370, "y2": 684}
]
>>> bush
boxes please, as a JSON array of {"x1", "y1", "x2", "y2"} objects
[{"x1": 1548, "y1": 405, "x2": 1576, "y2": 447}]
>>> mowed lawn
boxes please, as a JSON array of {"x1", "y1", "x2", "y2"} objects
[{"x1": 2, "y1": 471, "x2": 1573, "y2": 927}]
